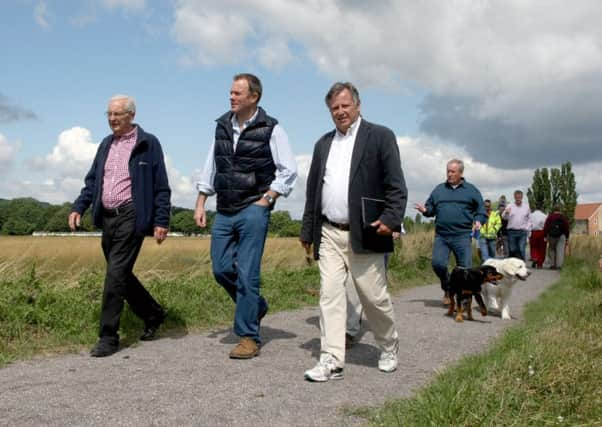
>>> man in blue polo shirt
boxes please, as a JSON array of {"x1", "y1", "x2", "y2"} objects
[{"x1": 414, "y1": 159, "x2": 486, "y2": 305}]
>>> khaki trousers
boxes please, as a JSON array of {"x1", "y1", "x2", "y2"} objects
[
  {"x1": 318, "y1": 223, "x2": 398, "y2": 364},
  {"x1": 345, "y1": 276, "x2": 363, "y2": 337}
]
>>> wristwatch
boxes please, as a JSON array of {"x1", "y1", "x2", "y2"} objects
[{"x1": 262, "y1": 193, "x2": 275, "y2": 205}]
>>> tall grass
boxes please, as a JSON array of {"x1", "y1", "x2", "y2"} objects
[
  {"x1": 0, "y1": 232, "x2": 436, "y2": 366},
  {"x1": 358, "y1": 234, "x2": 602, "y2": 426},
  {"x1": 0, "y1": 236, "x2": 310, "y2": 285}
]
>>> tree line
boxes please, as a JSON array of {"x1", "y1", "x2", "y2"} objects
[
  {"x1": 0, "y1": 198, "x2": 303, "y2": 237},
  {"x1": 527, "y1": 161, "x2": 577, "y2": 224},
  {"x1": 0, "y1": 198, "x2": 435, "y2": 237},
  {"x1": 1, "y1": 161, "x2": 574, "y2": 237}
]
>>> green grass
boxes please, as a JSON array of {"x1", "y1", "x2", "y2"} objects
[
  {"x1": 0, "y1": 239, "x2": 436, "y2": 367},
  {"x1": 356, "y1": 258, "x2": 602, "y2": 426},
  {"x1": 0, "y1": 265, "x2": 321, "y2": 366}
]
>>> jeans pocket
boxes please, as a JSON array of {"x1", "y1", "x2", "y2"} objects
[{"x1": 252, "y1": 201, "x2": 270, "y2": 211}]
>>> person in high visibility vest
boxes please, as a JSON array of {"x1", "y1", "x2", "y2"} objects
[{"x1": 479, "y1": 199, "x2": 501, "y2": 261}]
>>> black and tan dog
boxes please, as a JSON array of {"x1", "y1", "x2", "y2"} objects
[{"x1": 447, "y1": 265, "x2": 504, "y2": 322}]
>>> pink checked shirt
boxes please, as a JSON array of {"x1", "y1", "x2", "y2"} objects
[{"x1": 102, "y1": 126, "x2": 137, "y2": 209}]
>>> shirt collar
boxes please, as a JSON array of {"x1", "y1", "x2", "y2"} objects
[
  {"x1": 446, "y1": 178, "x2": 465, "y2": 189},
  {"x1": 114, "y1": 125, "x2": 137, "y2": 141},
  {"x1": 231, "y1": 109, "x2": 259, "y2": 133},
  {"x1": 336, "y1": 116, "x2": 362, "y2": 138}
]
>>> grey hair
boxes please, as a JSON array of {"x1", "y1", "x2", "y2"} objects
[
  {"x1": 447, "y1": 158, "x2": 464, "y2": 172},
  {"x1": 325, "y1": 82, "x2": 360, "y2": 108},
  {"x1": 109, "y1": 94, "x2": 136, "y2": 113}
]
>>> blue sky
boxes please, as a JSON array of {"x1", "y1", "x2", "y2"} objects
[{"x1": 1, "y1": 1, "x2": 601, "y2": 218}]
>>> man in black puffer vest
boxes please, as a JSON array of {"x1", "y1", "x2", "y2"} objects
[{"x1": 194, "y1": 73, "x2": 297, "y2": 359}]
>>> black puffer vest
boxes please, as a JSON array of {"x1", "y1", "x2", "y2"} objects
[{"x1": 214, "y1": 107, "x2": 277, "y2": 213}]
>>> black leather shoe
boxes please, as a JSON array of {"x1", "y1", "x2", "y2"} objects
[
  {"x1": 140, "y1": 310, "x2": 167, "y2": 341},
  {"x1": 90, "y1": 339, "x2": 119, "y2": 357}
]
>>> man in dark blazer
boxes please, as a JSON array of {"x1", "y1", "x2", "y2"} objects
[{"x1": 300, "y1": 82, "x2": 407, "y2": 382}]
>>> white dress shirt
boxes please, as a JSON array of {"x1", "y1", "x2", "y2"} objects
[
  {"x1": 530, "y1": 209, "x2": 547, "y2": 231},
  {"x1": 196, "y1": 109, "x2": 297, "y2": 197},
  {"x1": 503, "y1": 202, "x2": 532, "y2": 231},
  {"x1": 321, "y1": 117, "x2": 362, "y2": 224}
]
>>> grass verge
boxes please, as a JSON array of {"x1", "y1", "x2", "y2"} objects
[
  {"x1": 355, "y1": 258, "x2": 602, "y2": 426},
  {"x1": 0, "y1": 236, "x2": 436, "y2": 367}
]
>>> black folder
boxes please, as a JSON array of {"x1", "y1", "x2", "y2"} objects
[{"x1": 361, "y1": 197, "x2": 385, "y2": 228}]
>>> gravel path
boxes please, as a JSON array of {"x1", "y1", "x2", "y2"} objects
[{"x1": 0, "y1": 269, "x2": 558, "y2": 426}]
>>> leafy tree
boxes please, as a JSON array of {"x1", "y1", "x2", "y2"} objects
[
  {"x1": 558, "y1": 162, "x2": 577, "y2": 225},
  {"x1": 527, "y1": 168, "x2": 551, "y2": 211},
  {"x1": 0, "y1": 200, "x2": 9, "y2": 231},
  {"x1": 171, "y1": 210, "x2": 197, "y2": 235},
  {"x1": 527, "y1": 162, "x2": 577, "y2": 223},
  {"x1": 44, "y1": 203, "x2": 72, "y2": 232},
  {"x1": 268, "y1": 210, "x2": 301, "y2": 237},
  {"x1": 1, "y1": 198, "x2": 49, "y2": 235},
  {"x1": 550, "y1": 168, "x2": 562, "y2": 208},
  {"x1": 414, "y1": 213, "x2": 422, "y2": 225},
  {"x1": 79, "y1": 210, "x2": 96, "y2": 231}
]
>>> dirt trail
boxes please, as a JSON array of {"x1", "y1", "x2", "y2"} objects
[{"x1": 0, "y1": 269, "x2": 558, "y2": 426}]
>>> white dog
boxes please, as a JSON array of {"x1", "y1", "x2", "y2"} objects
[{"x1": 482, "y1": 258, "x2": 530, "y2": 320}]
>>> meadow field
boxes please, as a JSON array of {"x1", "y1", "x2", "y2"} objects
[{"x1": 0, "y1": 232, "x2": 436, "y2": 366}]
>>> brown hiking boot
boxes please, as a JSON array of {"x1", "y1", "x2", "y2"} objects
[
  {"x1": 229, "y1": 337, "x2": 260, "y2": 359},
  {"x1": 442, "y1": 292, "x2": 451, "y2": 306}
]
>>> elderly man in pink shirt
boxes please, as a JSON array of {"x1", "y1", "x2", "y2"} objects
[
  {"x1": 502, "y1": 190, "x2": 532, "y2": 261},
  {"x1": 69, "y1": 95, "x2": 171, "y2": 357}
]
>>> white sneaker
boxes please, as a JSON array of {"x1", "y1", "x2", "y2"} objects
[
  {"x1": 304, "y1": 354, "x2": 344, "y2": 382},
  {"x1": 378, "y1": 350, "x2": 398, "y2": 373}
]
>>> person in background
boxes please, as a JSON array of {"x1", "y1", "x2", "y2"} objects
[
  {"x1": 415, "y1": 159, "x2": 486, "y2": 305},
  {"x1": 529, "y1": 203, "x2": 547, "y2": 268},
  {"x1": 479, "y1": 199, "x2": 501, "y2": 261},
  {"x1": 502, "y1": 190, "x2": 531, "y2": 260},
  {"x1": 69, "y1": 94, "x2": 171, "y2": 357},
  {"x1": 543, "y1": 204, "x2": 570, "y2": 270},
  {"x1": 496, "y1": 200, "x2": 509, "y2": 257}
]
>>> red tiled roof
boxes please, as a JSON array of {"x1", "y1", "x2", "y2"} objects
[{"x1": 574, "y1": 203, "x2": 602, "y2": 220}]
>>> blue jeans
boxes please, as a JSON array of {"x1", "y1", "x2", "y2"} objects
[
  {"x1": 210, "y1": 203, "x2": 270, "y2": 344},
  {"x1": 507, "y1": 229, "x2": 528, "y2": 260},
  {"x1": 478, "y1": 237, "x2": 497, "y2": 261},
  {"x1": 432, "y1": 234, "x2": 473, "y2": 292}
]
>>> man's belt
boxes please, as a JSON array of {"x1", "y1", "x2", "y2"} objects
[
  {"x1": 322, "y1": 216, "x2": 350, "y2": 231},
  {"x1": 103, "y1": 202, "x2": 134, "y2": 217}
]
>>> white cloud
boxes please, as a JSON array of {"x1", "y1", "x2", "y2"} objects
[
  {"x1": 279, "y1": 134, "x2": 602, "y2": 220},
  {"x1": 3, "y1": 127, "x2": 99, "y2": 204},
  {"x1": 573, "y1": 162, "x2": 602, "y2": 204},
  {"x1": 395, "y1": 135, "x2": 532, "y2": 207},
  {"x1": 257, "y1": 39, "x2": 294, "y2": 70},
  {"x1": 0, "y1": 133, "x2": 19, "y2": 174},
  {"x1": 15, "y1": 127, "x2": 202, "y2": 211},
  {"x1": 31, "y1": 127, "x2": 99, "y2": 178},
  {"x1": 34, "y1": 1, "x2": 51, "y2": 29},
  {"x1": 171, "y1": 1, "x2": 602, "y2": 168},
  {"x1": 164, "y1": 156, "x2": 196, "y2": 208},
  {"x1": 172, "y1": 6, "x2": 254, "y2": 65},
  {"x1": 102, "y1": 0, "x2": 146, "y2": 11}
]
